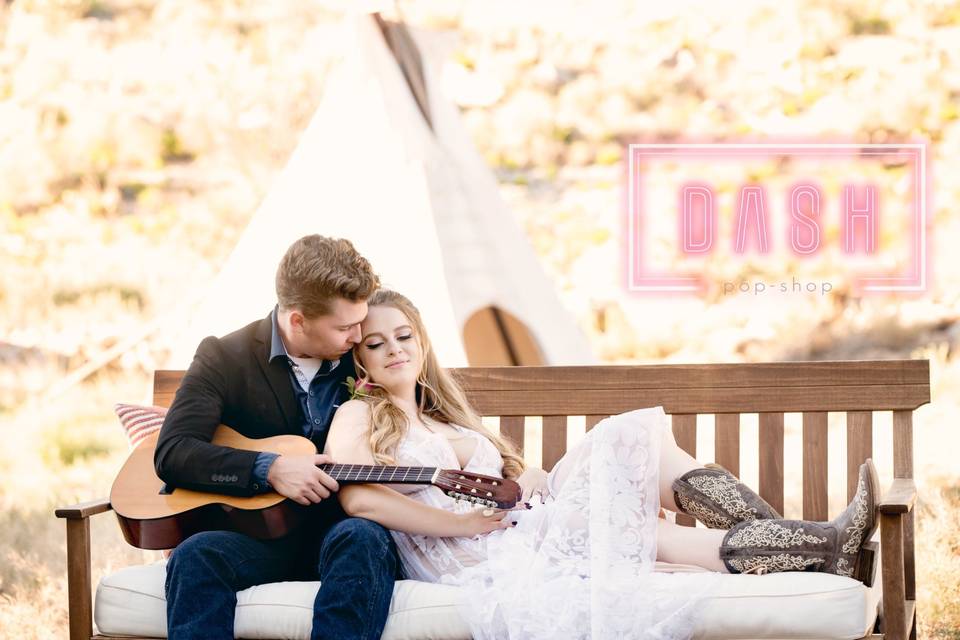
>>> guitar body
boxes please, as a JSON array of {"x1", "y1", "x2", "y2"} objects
[{"x1": 111, "y1": 426, "x2": 316, "y2": 550}]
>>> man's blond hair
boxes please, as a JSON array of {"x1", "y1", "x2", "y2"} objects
[{"x1": 275, "y1": 235, "x2": 379, "y2": 317}]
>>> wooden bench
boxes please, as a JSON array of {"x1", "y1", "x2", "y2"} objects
[{"x1": 56, "y1": 359, "x2": 926, "y2": 640}]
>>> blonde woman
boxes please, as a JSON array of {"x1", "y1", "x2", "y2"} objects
[{"x1": 324, "y1": 290, "x2": 879, "y2": 640}]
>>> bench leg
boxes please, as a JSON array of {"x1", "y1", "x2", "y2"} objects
[
  {"x1": 66, "y1": 518, "x2": 93, "y2": 640},
  {"x1": 880, "y1": 512, "x2": 917, "y2": 640}
]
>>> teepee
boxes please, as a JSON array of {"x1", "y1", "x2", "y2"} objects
[{"x1": 169, "y1": 14, "x2": 594, "y2": 368}]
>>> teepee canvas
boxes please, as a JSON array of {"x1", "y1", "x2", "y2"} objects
[{"x1": 169, "y1": 14, "x2": 594, "y2": 368}]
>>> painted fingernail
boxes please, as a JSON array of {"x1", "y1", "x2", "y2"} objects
[
  {"x1": 526, "y1": 503, "x2": 533, "y2": 509},
  {"x1": 511, "y1": 521, "x2": 517, "y2": 525}
]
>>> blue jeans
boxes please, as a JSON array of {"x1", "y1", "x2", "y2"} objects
[{"x1": 165, "y1": 518, "x2": 399, "y2": 640}]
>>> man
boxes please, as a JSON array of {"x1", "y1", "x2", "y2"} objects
[{"x1": 155, "y1": 235, "x2": 398, "y2": 639}]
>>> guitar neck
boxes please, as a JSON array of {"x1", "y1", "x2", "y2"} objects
[{"x1": 318, "y1": 464, "x2": 439, "y2": 484}]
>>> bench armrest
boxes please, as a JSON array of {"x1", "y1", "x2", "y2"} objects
[
  {"x1": 55, "y1": 497, "x2": 112, "y2": 520},
  {"x1": 878, "y1": 479, "x2": 916, "y2": 515}
]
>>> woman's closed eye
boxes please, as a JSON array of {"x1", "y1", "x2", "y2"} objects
[{"x1": 364, "y1": 335, "x2": 413, "y2": 350}]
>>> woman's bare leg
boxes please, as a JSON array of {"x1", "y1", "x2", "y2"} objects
[
  {"x1": 658, "y1": 424, "x2": 701, "y2": 512},
  {"x1": 656, "y1": 519, "x2": 729, "y2": 573}
]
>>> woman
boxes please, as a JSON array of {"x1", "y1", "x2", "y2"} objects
[{"x1": 324, "y1": 290, "x2": 879, "y2": 639}]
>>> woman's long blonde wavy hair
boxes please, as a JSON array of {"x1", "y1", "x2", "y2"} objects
[{"x1": 353, "y1": 290, "x2": 526, "y2": 480}]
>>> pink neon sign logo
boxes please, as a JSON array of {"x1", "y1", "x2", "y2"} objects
[{"x1": 626, "y1": 143, "x2": 929, "y2": 294}]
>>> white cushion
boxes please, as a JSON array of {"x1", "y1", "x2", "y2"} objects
[{"x1": 95, "y1": 561, "x2": 879, "y2": 639}]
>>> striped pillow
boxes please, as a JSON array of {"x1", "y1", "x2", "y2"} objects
[{"x1": 114, "y1": 403, "x2": 167, "y2": 449}]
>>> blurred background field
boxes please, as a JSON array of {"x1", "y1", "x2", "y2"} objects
[{"x1": 1, "y1": 0, "x2": 959, "y2": 637}]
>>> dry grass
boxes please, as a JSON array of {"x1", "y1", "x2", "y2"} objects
[
  {"x1": 0, "y1": 372, "x2": 164, "y2": 638},
  {"x1": 916, "y1": 479, "x2": 960, "y2": 640}
]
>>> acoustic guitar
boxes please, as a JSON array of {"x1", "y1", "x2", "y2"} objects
[{"x1": 111, "y1": 425, "x2": 522, "y2": 550}]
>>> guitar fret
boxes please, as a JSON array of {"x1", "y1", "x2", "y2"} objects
[{"x1": 321, "y1": 463, "x2": 438, "y2": 484}]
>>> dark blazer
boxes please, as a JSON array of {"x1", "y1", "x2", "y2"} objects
[{"x1": 154, "y1": 312, "x2": 328, "y2": 497}]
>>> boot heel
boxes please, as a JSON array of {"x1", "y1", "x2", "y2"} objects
[{"x1": 855, "y1": 540, "x2": 879, "y2": 586}]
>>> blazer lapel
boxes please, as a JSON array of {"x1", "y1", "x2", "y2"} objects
[{"x1": 253, "y1": 314, "x2": 300, "y2": 435}]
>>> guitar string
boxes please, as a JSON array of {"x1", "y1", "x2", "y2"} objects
[{"x1": 321, "y1": 464, "x2": 438, "y2": 483}]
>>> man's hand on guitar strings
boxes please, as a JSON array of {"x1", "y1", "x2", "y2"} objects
[{"x1": 267, "y1": 454, "x2": 341, "y2": 505}]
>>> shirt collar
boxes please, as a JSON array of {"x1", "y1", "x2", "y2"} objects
[{"x1": 269, "y1": 306, "x2": 341, "y2": 372}]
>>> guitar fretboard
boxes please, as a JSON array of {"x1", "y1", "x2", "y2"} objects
[{"x1": 318, "y1": 464, "x2": 438, "y2": 484}]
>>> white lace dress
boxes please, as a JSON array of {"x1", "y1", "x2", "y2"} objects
[{"x1": 390, "y1": 406, "x2": 720, "y2": 640}]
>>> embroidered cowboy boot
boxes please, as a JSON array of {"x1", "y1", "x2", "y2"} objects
[
  {"x1": 718, "y1": 459, "x2": 879, "y2": 582},
  {"x1": 672, "y1": 464, "x2": 782, "y2": 529}
]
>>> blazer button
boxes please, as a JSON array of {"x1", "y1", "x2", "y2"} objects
[{"x1": 252, "y1": 483, "x2": 260, "y2": 491}]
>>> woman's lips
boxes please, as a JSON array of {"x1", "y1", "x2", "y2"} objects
[{"x1": 386, "y1": 361, "x2": 408, "y2": 369}]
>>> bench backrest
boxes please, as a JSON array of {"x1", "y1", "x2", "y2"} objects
[{"x1": 154, "y1": 359, "x2": 929, "y2": 524}]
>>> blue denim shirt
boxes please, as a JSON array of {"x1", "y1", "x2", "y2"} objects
[{"x1": 250, "y1": 308, "x2": 355, "y2": 491}]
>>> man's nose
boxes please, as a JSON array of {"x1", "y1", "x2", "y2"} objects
[{"x1": 348, "y1": 325, "x2": 362, "y2": 344}]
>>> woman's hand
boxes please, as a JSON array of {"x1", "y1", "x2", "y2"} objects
[
  {"x1": 516, "y1": 467, "x2": 550, "y2": 503},
  {"x1": 455, "y1": 508, "x2": 516, "y2": 537}
]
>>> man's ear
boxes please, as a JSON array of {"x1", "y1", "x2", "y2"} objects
[{"x1": 288, "y1": 310, "x2": 304, "y2": 331}]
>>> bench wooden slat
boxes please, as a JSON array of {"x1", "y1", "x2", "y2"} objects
[
  {"x1": 802, "y1": 412, "x2": 829, "y2": 521},
  {"x1": 585, "y1": 414, "x2": 607, "y2": 432},
  {"x1": 893, "y1": 410, "x2": 916, "y2": 601},
  {"x1": 448, "y1": 360, "x2": 931, "y2": 390},
  {"x1": 500, "y1": 416, "x2": 525, "y2": 455},
  {"x1": 759, "y1": 412, "x2": 785, "y2": 517},
  {"x1": 893, "y1": 410, "x2": 914, "y2": 478},
  {"x1": 458, "y1": 385, "x2": 929, "y2": 416},
  {"x1": 714, "y1": 413, "x2": 740, "y2": 476},
  {"x1": 672, "y1": 414, "x2": 697, "y2": 527},
  {"x1": 153, "y1": 362, "x2": 932, "y2": 412},
  {"x1": 846, "y1": 411, "x2": 873, "y2": 502},
  {"x1": 542, "y1": 416, "x2": 567, "y2": 472}
]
